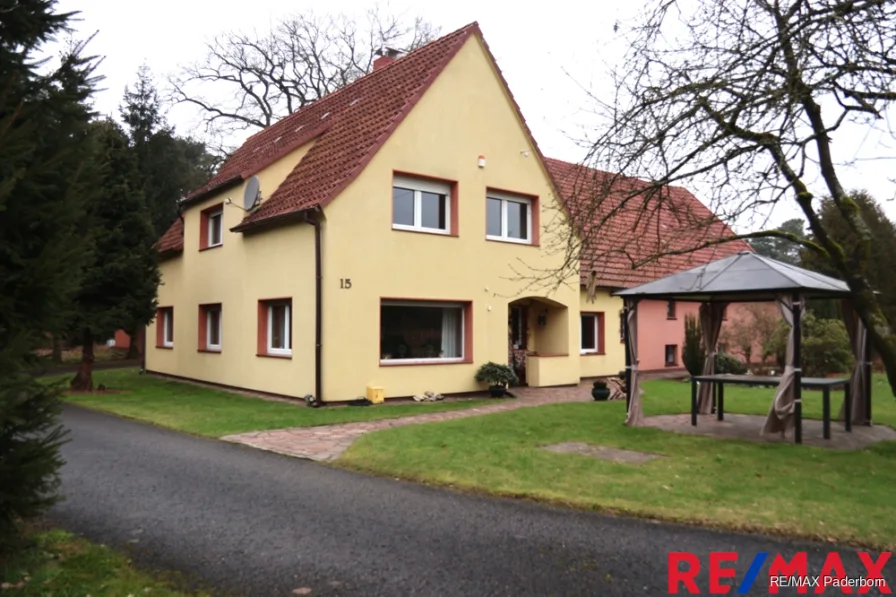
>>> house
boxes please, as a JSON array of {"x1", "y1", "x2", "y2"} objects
[
  {"x1": 146, "y1": 22, "x2": 749, "y2": 401},
  {"x1": 544, "y1": 158, "x2": 754, "y2": 375}
]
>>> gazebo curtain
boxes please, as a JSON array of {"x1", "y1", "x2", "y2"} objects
[
  {"x1": 624, "y1": 301, "x2": 644, "y2": 426},
  {"x1": 762, "y1": 295, "x2": 804, "y2": 436},
  {"x1": 697, "y1": 302, "x2": 729, "y2": 414},
  {"x1": 839, "y1": 300, "x2": 870, "y2": 425}
]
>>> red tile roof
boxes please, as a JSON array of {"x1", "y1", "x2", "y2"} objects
[
  {"x1": 231, "y1": 22, "x2": 482, "y2": 230},
  {"x1": 157, "y1": 22, "x2": 482, "y2": 251},
  {"x1": 544, "y1": 158, "x2": 752, "y2": 288},
  {"x1": 154, "y1": 216, "x2": 184, "y2": 255}
]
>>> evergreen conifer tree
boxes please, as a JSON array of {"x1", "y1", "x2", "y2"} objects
[{"x1": 0, "y1": 0, "x2": 99, "y2": 549}]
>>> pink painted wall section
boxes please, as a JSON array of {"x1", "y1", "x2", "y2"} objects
[
  {"x1": 636, "y1": 299, "x2": 698, "y2": 372},
  {"x1": 113, "y1": 328, "x2": 143, "y2": 354},
  {"x1": 635, "y1": 301, "x2": 781, "y2": 373}
]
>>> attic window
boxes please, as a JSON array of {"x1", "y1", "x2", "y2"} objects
[{"x1": 392, "y1": 175, "x2": 451, "y2": 235}]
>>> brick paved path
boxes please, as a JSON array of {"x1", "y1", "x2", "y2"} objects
[{"x1": 222, "y1": 384, "x2": 594, "y2": 462}]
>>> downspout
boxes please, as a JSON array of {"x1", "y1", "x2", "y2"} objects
[{"x1": 303, "y1": 209, "x2": 323, "y2": 406}]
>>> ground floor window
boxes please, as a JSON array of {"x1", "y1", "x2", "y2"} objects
[
  {"x1": 665, "y1": 344, "x2": 678, "y2": 366},
  {"x1": 258, "y1": 299, "x2": 292, "y2": 357},
  {"x1": 580, "y1": 312, "x2": 604, "y2": 354},
  {"x1": 380, "y1": 300, "x2": 466, "y2": 363},
  {"x1": 199, "y1": 304, "x2": 222, "y2": 352},
  {"x1": 156, "y1": 307, "x2": 174, "y2": 348}
]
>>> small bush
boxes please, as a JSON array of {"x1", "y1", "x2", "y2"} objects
[
  {"x1": 682, "y1": 313, "x2": 705, "y2": 376},
  {"x1": 766, "y1": 311, "x2": 854, "y2": 377},
  {"x1": 715, "y1": 352, "x2": 748, "y2": 375},
  {"x1": 474, "y1": 362, "x2": 518, "y2": 387}
]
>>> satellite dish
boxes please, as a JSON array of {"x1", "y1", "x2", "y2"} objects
[{"x1": 243, "y1": 176, "x2": 261, "y2": 210}]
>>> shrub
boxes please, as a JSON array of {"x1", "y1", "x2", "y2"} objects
[
  {"x1": 682, "y1": 313, "x2": 705, "y2": 376},
  {"x1": 802, "y1": 316, "x2": 854, "y2": 377},
  {"x1": 0, "y1": 371, "x2": 69, "y2": 552},
  {"x1": 716, "y1": 352, "x2": 748, "y2": 375},
  {"x1": 766, "y1": 311, "x2": 854, "y2": 377},
  {"x1": 474, "y1": 362, "x2": 518, "y2": 387}
]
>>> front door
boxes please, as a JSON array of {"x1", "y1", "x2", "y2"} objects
[{"x1": 509, "y1": 306, "x2": 528, "y2": 384}]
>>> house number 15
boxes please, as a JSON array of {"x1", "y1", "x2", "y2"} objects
[{"x1": 340, "y1": 278, "x2": 352, "y2": 289}]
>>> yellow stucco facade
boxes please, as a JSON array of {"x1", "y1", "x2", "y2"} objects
[
  {"x1": 146, "y1": 35, "x2": 627, "y2": 401},
  {"x1": 146, "y1": 143, "x2": 318, "y2": 397}
]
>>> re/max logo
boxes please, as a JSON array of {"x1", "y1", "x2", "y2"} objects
[{"x1": 667, "y1": 551, "x2": 892, "y2": 594}]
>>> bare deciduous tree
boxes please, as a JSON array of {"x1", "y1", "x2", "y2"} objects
[
  {"x1": 170, "y1": 5, "x2": 439, "y2": 147},
  {"x1": 560, "y1": 0, "x2": 896, "y2": 392}
]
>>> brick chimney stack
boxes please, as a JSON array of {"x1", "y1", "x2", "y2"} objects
[{"x1": 373, "y1": 47, "x2": 401, "y2": 70}]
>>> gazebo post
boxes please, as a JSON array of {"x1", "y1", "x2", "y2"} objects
[
  {"x1": 623, "y1": 302, "x2": 632, "y2": 413},
  {"x1": 792, "y1": 292, "x2": 803, "y2": 444},
  {"x1": 864, "y1": 328, "x2": 872, "y2": 425}
]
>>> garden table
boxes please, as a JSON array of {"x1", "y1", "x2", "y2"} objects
[{"x1": 689, "y1": 374, "x2": 850, "y2": 443}]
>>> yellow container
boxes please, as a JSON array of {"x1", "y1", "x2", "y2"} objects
[{"x1": 366, "y1": 385, "x2": 385, "y2": 404}]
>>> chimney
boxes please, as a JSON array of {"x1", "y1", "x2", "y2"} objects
[{"x1": 373, "y1": 47, "x2": 401, "y2": 70}]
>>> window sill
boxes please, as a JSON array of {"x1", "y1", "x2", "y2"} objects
[
  {"x1": 580, "y1": 351, "x2": 606, "y2": 356},
  {"x1": 198, "y1": 348, "x2": 222, "y2": 353},
  {"x1": 380, "y1": 359, "x2": 470, "y2": 367},
  {"x1": 157, "y1": 345, "x2": 174, "y2": 350},
  {"x1": 257, "y1": 353, "x2": 292, "y2": 359},
  {"x1": 392, "y1": 224, "x2": 452, "y2": 237},
  {"x1": 665, "y1": 363, "x2": 679, "y2": 368},
  {"x1": 199, "y1": 244, "x2": 223, "y2": 252},
  {"x1": 485, "y1": 236, "x2": 536, "y2": 247},
  {"x1": 666, "y1": 317, "x2": 677, "y2": 321},
  {"x1": 529, "y1": 352, "x2": 569, "y2": 358}
]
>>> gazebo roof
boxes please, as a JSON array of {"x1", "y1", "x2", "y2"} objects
[{"x1": 613, "y1": 251, "x2": 851, "y2": 302}]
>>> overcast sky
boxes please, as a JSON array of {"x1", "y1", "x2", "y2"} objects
[{"x1": 56, "y1": 0, "x2": 896, "y2": 227}]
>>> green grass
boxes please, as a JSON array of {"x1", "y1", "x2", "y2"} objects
[
  {"x1": 340, "y1": 374, "x2": 896, "y2": 549},
  {"x1": 1, "y1": 527, "x2": 208, "y2": 596},
  {"x1": 56, "y1": 368, "x2": 489, "y2": 437}
]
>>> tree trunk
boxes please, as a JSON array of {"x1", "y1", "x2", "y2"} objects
[
  {"x1": 70, "y1": 329, "x2": 95, "y2": 391},
  {"x1": 126, "y1": 326, "x2": 140, "y2": 360},
  {"x1": 51, "y1": 334, "x2": 63, "y2": 364}
]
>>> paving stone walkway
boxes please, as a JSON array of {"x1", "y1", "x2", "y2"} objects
[{"x1": 222, "y1": 383, "x2": 596, "y2": 462}]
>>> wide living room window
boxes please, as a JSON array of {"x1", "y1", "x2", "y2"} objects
[
  {"x1": 486, "y1": 190, "x2": 532, "y2": 244},
  {"x1": 380, "y1": 300, "x2": 465, "y2": 363},
  {"x1": 392, "y1": 175, "x2": 451, "y2": 235}
]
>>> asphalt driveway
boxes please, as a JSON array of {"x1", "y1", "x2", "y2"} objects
[{"x1": 51, "y1": 405, "x2": 893, "y2": 596}]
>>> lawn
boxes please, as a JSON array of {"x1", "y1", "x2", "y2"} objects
[
  {"x1": 340, "y1": 374, "x2": 896, "y2": 549},
  {"x1": 1, "y1": 527, "x2": 208, "y2": 596},
  {"x1": 56, "y1": 368, "x2": 489, "y2": 437}
]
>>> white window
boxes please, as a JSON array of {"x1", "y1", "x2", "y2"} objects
[
  {"x1": 206, "y1": 306, "x2": 222, "y2": 351},
  {"x1": 267, "y1": 302, "x2": 292, "y2": 356},
  {"x1": 162, "y1": 308, "x2": 174, "y2": 347},
  {"x1": 380, "y1": 300, "x2": 465, "y2": 363},
  {"x1": 486, "y1": 190, "x2": 532, "y2": 244},
  {"x1": 207, "y1": 209, "x2": 223, "y2": 247},
  {"x1": 580, "y1": 313, "x2": 602, "y2": 354},
  {"x1": 392, "y1": 175, "x2": 451, "y2": 235}
]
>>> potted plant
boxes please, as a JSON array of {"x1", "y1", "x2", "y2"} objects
[
  {"x1": 591, "y1": 379, "x2": 610, "y2": 401},
  {"x1": 474, "y1": 362, "x2": 518, "y2": 398}
]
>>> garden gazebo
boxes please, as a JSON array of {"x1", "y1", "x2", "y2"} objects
[{"x1": 613, "y1": 251, "x2": 873, "y2": 444}]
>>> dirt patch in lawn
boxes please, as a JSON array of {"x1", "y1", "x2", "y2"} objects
[
  {"x1": 65, "y1": 389, "x2": 130, "y2": 396},
  {"x1": 540, "y1": 442, "x2": 664, "y2": 464}
]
